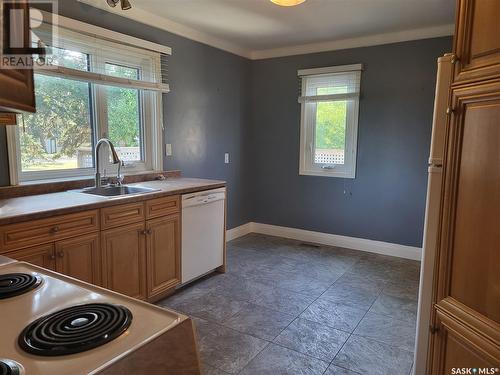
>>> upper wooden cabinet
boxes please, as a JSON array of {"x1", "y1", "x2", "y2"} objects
[
  {"x1": 0, "y1": 0, "x2": 36, "y2": 113},
  {"x1": 453, "y1": 0, "x2": 500, "y2": 84}
]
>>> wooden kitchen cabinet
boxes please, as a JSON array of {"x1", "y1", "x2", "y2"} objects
[
  {"x1": 429, "y1": 81, "x2": 500, "y2": 372},
  {"x1": 101, "y1": 222, "x2": 147, "y2": 300},
  {"x1": 55, "y1": 234, "x2": 101, "y2": 285},
  {"x1": 5, "y1": 235, "x2": 102, "y2": 285},
  {"x1": 0, "y1": 0, "x2": 36, "y2": 113},
  {"x1": 0, "y1": 194, "x2": 186, "y2": 301},
  {"x1": 146, "y1": 213, "x2": 181, "y2": 299},
  {"x1": 6, "y1": 243, "x2": 56, "y2": 270},
  {"x1": 453, "y1": 0, "x2": 500, "y2": 84}
]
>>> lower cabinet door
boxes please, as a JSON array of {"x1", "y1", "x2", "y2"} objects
[
  {"x1": 146, "y1": 214, "x2": 181, "y2": 299},
  {"x1": 55, "y1": 233, "x2": 101, "y2": 285},
  {"x1": 5, "y1": 244, "x2": 56, "y2": 270},
  {"x1": 101, "y1": 222, "x2": 147, "y2": 300}
]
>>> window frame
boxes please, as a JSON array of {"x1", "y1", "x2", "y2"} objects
[
  {"x1": 7, "y1": 26, "x2": 164, "y2": 184},
  {"x1": 298, "y1": 65, "x2": 362, "y2": 179}
]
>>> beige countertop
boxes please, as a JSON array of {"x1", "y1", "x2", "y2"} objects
[{"x1": 0, "y1": 177, "x2": 226, "y2": 226}]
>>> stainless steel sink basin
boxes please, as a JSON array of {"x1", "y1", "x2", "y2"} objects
[{"x1": 79, "y1": 185, "x2": 159, "y2": 197}]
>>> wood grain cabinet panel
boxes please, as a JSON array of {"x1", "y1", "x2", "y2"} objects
[
  {"x1": 446, "y1": 82, "x2": 500, "y2": 322},
  {"x1": 145, "y1": 195, "x2": 180, "y2": 219},
  {"x1": 5, "y1": 244, "x2": 56, "y2": 270},
  {"x1": 101, "y1": 202, "x2": 145, "y2": 230},
  {"x1": 146, "y1": 214, "x2": 181, "y2": 299},
  {"x1": 101, "y1": 222, "x2": 147, "y2": 300},
  {"x1": 430, "y1": 81, "x2": 500, "y2": 371},
  {"x1": 55, "y1": 234, "x2": 101, "y2": 285},
  {"x1": 0, "y1": 210, "x2": 99, "y2": 252},
  {"x1": 453, "y1": 0, "x2": 500, "y2": 84},
  {"x1": 0, "y1": 0, "x2": 36, "y2": 113},
  {"x1": 439, "y1": 326, "x2": 496, "y2": 374}
]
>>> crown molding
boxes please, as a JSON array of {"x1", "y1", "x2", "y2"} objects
[
  {"x1": 250, "y1": 24, "x2": 455, "y2": 59},
  {"x1": 76, "y1": 1, "x2": 453, "y2": 61},
  {"x1": 76, "y1": 0, "x2": 252, "y2": 58}
]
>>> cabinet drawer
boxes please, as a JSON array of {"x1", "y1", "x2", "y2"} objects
[
  {"x1": 146, "y1": 196, "x2": 180, "y2": 219},
  {"x1": 101, "y1": 202, "x2": 145, "y2": 230},
  {"x1": 0, "y1": 210, "x2": 99, "y2": 252}
]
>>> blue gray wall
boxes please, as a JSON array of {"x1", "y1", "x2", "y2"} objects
[
  {"x1": 0, "y1": 3, "x2": 452, "y2": 246},
  {"x1": 249, "y1": 37, "x2": 452, "y2": 247},
  {"x1": 4, "y1": 0, "x2": 253, "y2": 228}
]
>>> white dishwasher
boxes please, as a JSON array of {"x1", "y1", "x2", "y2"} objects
[{"x1": 181, "y1": 187, "x2": 226, "y2": 284}]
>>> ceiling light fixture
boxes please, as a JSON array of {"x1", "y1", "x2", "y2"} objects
[
  {"x1": 106, "y1": 0, "x2": 132, "y2": 10},
  {"x1": 270, "y1": 0, "x2": 306, "y2": 6}
]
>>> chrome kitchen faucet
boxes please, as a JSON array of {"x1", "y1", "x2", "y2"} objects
[{"x1": 94, "y1": 138, "x2": 121, "y2": 188}]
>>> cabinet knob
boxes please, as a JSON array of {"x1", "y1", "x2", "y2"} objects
[
  {"x1": 58, "y1": 251, "x2": 64, "y2": 258},
  {"x1": 50, "y1": 226, "x2": 60, "y2": 233},
  {"x1": 139, "y1": 229, "x2": 147, "y2": 235},
  {"x1": 50, "y1": 254, "x2": 56, "y2": 260},
  {"x1": 146, "y1": 229, "x2": 152, "y2": 235}
]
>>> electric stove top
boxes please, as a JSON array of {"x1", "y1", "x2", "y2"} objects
[{"x1": 0, "y1": 262, "x2": 183, "y2": 374}]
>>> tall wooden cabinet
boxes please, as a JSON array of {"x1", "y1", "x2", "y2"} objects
[{"x1": 428, "y1": 0, "x2": 500, "y2": 372}]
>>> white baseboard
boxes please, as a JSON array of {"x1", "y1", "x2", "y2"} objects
[
  {"x1": 226, "y1": 222, "x2": 421, "y2": 261},
  {"x1": 226, "y1": 222, "x2": 253, "y2": 241}
]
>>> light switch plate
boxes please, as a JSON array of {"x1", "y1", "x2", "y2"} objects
[
  {"x1": 165, "y1": 144, "x2": 172, "y2": 156},
  {"x1": 224, "y1": 153, "x2": 230, "y2": 164}
]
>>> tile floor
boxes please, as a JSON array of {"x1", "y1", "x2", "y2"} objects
[{"x1": 157, "y1": 233, "x2": 420, "y2": 375}]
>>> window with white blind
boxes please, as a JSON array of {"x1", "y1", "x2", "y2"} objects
[
  {"x1": 7, "y1": 15, "x2": 170, "y2": 183},
  {"x1": 298, "y1": 64, "x2": 362, "y2": 178}
]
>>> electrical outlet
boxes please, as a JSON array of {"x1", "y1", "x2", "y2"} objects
[
  {"x1": 165, "y1": 144, "x2": 172, "y2": 156},
  {"x1": 224, "y1": 153, "x2": 230, "y2": 164}
]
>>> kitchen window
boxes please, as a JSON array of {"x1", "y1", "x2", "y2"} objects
[
  {"x1": 298, "y1": 64, "x2": 362, "y2": 178},
  {"x1": 7, "y1": 21, "x2": 168, "y2": 183}
]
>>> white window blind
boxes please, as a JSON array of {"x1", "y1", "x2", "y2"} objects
[
  {"x1": 31, "y1": 17, "x2": 170, "y2": 93},
  {"x1": 298, "y1": 64, "x2": 362, "y2": 104}
]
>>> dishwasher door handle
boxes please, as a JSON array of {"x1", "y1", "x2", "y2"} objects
[{"x1": 183, "y1": 193, "x2": 225, "y2": 208}]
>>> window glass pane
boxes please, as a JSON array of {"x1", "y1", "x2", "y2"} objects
[
  {"x1": 49, "y1": 46, "x2": 89, "y2": 71},
  {"x1": 314, "y1": 101, "x2": 347, "y2": 165},
  {"x1": 20, "y1": 74, "x2": 94, "y2": 172},
  {"x1": 105, "y1": 63, "x2": 143, "y2": 162},
  {"x1": 105, "y1": 63, "x2": 139, "y2": 79}
]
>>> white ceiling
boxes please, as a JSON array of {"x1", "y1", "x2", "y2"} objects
[{"x1": 79, "y1": 0, "x2": 455, "y2": 59}]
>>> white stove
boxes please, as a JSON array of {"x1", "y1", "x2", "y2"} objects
[{"x1": 0, "y1": 261, "x2": 200, "y2": 374}]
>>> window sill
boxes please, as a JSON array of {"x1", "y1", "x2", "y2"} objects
[{"x1": 299, "y1": 169, "x2": 355, "y2": 179}]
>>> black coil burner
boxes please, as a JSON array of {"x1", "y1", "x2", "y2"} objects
[
  {"x1": 0, "y1": 359, "x2": 22, "y2": 375},
  {"x1": 0, "y1": 273, "x2": 42, "y2": 299},
  {"x1": 19, "y1": 303, "x2": 133, "y2": 356}
]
